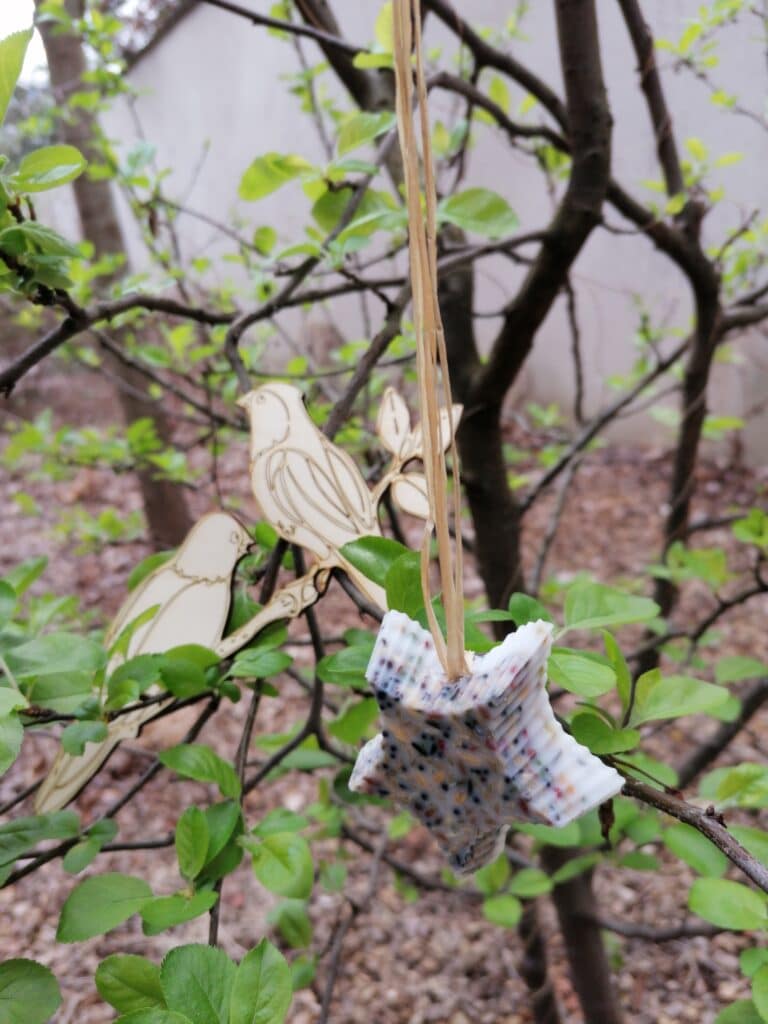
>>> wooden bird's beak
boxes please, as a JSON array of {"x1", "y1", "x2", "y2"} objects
[{"x1": 236, "y1": 393, "x2": 254, "y2": 409}]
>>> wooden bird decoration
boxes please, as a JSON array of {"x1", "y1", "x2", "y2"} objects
[
  {"x1": 35, "y1": 512, "x2": 251, "y2": 812},
  {"x1": 239, "y1": 383, "x2": 386, "y2": 606}
]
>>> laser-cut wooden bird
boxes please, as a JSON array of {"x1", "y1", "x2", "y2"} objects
[
  {"x1": 35, "y1": 512, "x2": 251, "y2": 813},
  {"x1": 238, "y1": 383, "x2": 387, "y2": 607}
]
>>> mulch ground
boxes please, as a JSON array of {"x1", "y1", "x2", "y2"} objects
[{"x1": 1, "y1": 362, "x2": 767, "y2": 1024}]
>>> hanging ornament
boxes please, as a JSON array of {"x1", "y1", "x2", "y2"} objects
[{"x1": 349, "y1": 0, "x2": 623, "y2": 871}]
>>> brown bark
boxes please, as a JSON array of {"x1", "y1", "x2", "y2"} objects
[
  {"x1": 541, "y1": 847, "x2": 625, "y2": 1024},
  {"x1": 37, "y1": 0, "x2": 192, "y2": 549}
]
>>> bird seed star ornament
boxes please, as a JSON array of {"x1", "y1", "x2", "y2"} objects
[{"x1": 350, "y1": 611, "x2": 624, "y2": 874}]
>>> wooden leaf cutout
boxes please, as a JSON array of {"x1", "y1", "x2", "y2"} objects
[
  {"x1": 406, "y1": 403, "x2": 462, "y2": 461},
  {"x1": 391, "y1": 473, "x2": 430, "y2": 519},
  {"x1": 376, "y1": 387, "x2": 412, "y2": 457}
]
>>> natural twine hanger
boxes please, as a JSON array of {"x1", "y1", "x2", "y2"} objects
[{"x1": 392, "y1": 0, "x2": 468, "y2": 680}]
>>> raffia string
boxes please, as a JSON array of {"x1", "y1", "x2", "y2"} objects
[{"x1": 392, "y1": 0, "x2": 467, "y2": 680}]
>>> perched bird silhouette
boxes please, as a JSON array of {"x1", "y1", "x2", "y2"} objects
[
  {"x1": 238, "y1": 383, "x2": 386, "y2": 607},
  {"x1": 35, "y1": 512, "x2": 251, "y2": 813}
]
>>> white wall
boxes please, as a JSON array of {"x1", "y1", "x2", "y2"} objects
[{"x1": 40, "y1": 1, "x2": 768, "y2": 462}]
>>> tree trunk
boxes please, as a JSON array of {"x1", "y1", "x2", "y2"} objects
[
  {"x1": 541, "y1": 847, "x2": 625, "y2": 1024},
  {"x1": 37, "y1": 0, "x2": 192, "y2": 549}
]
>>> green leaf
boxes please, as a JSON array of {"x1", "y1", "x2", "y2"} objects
[
  {"x1": 159, "y1": 744, "x2": 241, "y2": 799},
  {"x1": 327, "y1": 697, "x2": 379, "y2": 744},
  {"x1": 716, "y1": 657, "x2": 767, "y2": 685},
  {"x1": 730, "y1": 827, "x2": 768, "y2": 866},
  {"x1": 551, "y1": 852, "x2": 601, "y2": 883},
  {"x1": 563, "y1": 582, "x2": 659, "y2": 633},
  {"x1": 482, "y1": 893, "x2": 522, "y2": 928},
  {"x1": 714, "y1": 1003, "x2": 764, "y2": 1024},
  {"x1": 12, "y1": 145, "x2": 87, "y2": 192},
  {"x1": 630, "y1": 671, "x2": 729, "y2": 725},
  {"x1": 0, "y1": 221, "x2": 80, "y2": 257},
  {"x1": 141, "y1": 891, "x2": 218, "y2": 936},
  {"x1": 339, "y1": 536, "x2": 409, "y2": 587},
  {"x1": 508, "y1": 868, "x2": 553, "y2": 898},
  {"x1": 160, "y1": 945, "x2": 235, "y2": 1024},
  {"x1": 114, "y1": 1010, "x2": 191, "y2": 1024},
  {"x1": 0, "y1": 958, "x2": 61, "y2": 1024},
  {"x1": 268, "y1": 900, "x2": 312, "y2": 949},
  {"x1": 742, "y1": 949, "x2": 768, "y2": 977},
  {"x1": 754, "y1": 965, "x2": 768, "y2": 1022},
  {"x1": 548, "y1": 648, "x2": 616, "y2": 697},
  {"x1": 0, "y1": 811, "x2": 80, "y2": 870},
  {"x1": 515, "y1": 820, "x2": 581, "y2": 847},
  {"x1": 229, "y1": 650, "x2": 292, "y2": 679},
  {"x1": 6, "y1": 632, "x2": 105, "y2": 711},
  {"x1": 63, "y1": 837, "x2": 103, "y2": 874},
  {"x1": 95, "y1": 954, "x2": 164, "y2": 1014},
  {"x1": 175, "y1": 807, "x2": 209, "y2": 880},
  {"x1": 203, "y1": 801, "x2": 242, "y2": 863},
  {"x1": 0, "y1": 29, "x2": 33, "y2": 126},
  {"x1": 247, "y1": 832, "x2": 313, "y2": 899},
  {"x1": 0, "y1": 580, "x2": 16, "y2": 628},
  {"x1": 0, "y1": 713, "x2": 23, "y2": 775},
  {"x1": 507, "y1": 593, "x2": 552, "y2": 627},
  {"x1": 230, "y1": 939, "x2": 292, "y2": 1024},
  {"x1": 570, "y1": 712, "x2": 639, "y2": 755},
  {"x1": 384, "y1": 551, "x2": 423, "y2": 617},
  {"x1": 253, "y1": 226, "x2": 277, "y2": 255},
  {"x1": 473, "y1": 853, "x2": 509, "y2": 895},
  {"x1": 688, "y1": 878, "x2": 768, "y2": 930},
  {"x1": 239, "y1": 153, "x2": 313, "y2": 200},
  {"x1": 57, "y1": 873, "x2": 152, "y2": 942},
  {"x1": 60, "y1": 720, "x2": 108, "y2": 756},
  {"x1": 603, "y1": 631, "x2": 632, "y2": 713},
  {"x1": 252, "y1": 809, "x2": 308, "y2": 839},
  {"x1": 2, "y1": 556, "x2": 46, "y2": 595},
  {"x1": 663, "y1": 823, "x2": 728, "y2": 877},
  {"x1": 317, "y1": 644, "x2": 371, "y2": 689},
  {"x1": 337, "y1": 111, "x2": 395, "y2": 156},
  {"x1": 438, "y1": 187, "x2": 518, "y2": 238}
]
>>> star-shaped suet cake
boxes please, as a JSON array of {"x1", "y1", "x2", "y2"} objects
[{"x1": 350, "y1": 611, "x2": 624, "y2": 873}]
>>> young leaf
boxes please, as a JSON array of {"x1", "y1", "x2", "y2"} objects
[
  {"x1": 0, "y1": 958, "x2": 61, "y2": 1024},
  {"x1": 507, "y1": 593, "x2": 552, "y2": 627},
  {"x1": 60, "y1": 720, "x2": 108, "y2": 756},
  {"x1": 570, "y1": 712, "x2": 639, "y2": 755},
  {"x1": 337, "y1": 111, "x2": 395, "y2": 156},
  {"x1": 663, "y1": 823, "x2": 728, "y2": 877},
  {"x1": 247, "y1": 832, "x2": 314, "y2": 899},
  {"x1": 563, "y1": 582, "x2": 659, "y2": 633},
  {"x1": 268, "y1": 900, "x2": 313, "y2": 949},
  {"x1": 339, "y1": 536, "x2": 409, "y2": 587},
  {"x1": 752, "y1": 964, "x2": 768, "y2": 1022},
  {"x1": 327, "y1": 697, "x2": 379, "y2": 744},
  {"x1": 438, "y1": 187, "x2": 518, "y2": 238},
  {"x1": 57, "y1": 873, "x2": 152, "y2": 942},
  {"x1": 630, "y1": 672, "x2": 729, "y2": 725},
  {"x1": 688, "y1": 878, "x2": 768, "y2": 930},
  {"x1": 114, "y1": 1010, "x2": 192, "y2": 1023},
  {"x1": 160, "y1": 944, "x2": 235, "y2": 1024},
  {"x1": 384, "y1": 551, "x2": 423, "y2": 617},
  {"x1": 12, "y1": 145, "x2": 87, "y2": 192},
  {"x1": 508, "y1": 868, "x2": 553, "y2": 898},
  {"x1": 175, "y1": 806, "x2": 210, "y2": 880},
  {"x1": 239, "y1": 153, "x2": 312, "y2": 200},
  {"x1": 482, "y1": 893, "x2": 522, "y2": 928},
  {"x1": 547, "y1": 648, "x2": 616, "y2": 697},
  {"x1": 140, "y1": 891, "x2": 218, "y2": 936},
  {"x1": 0, "y1": 29, "x2": 33, "y2": 126},
  {"x1": 159, "y1": 744, "x2": 241, "y2": 799},
  {"x1": 95, "y1": 954, "x2": 165, "y2": 1014},
  {"x1": 230, "y1": 939, "x2": 292, "y2": 1024},
  {"x1": 713, "y1": 1003, "x2": 763, "y2": 1024}
]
